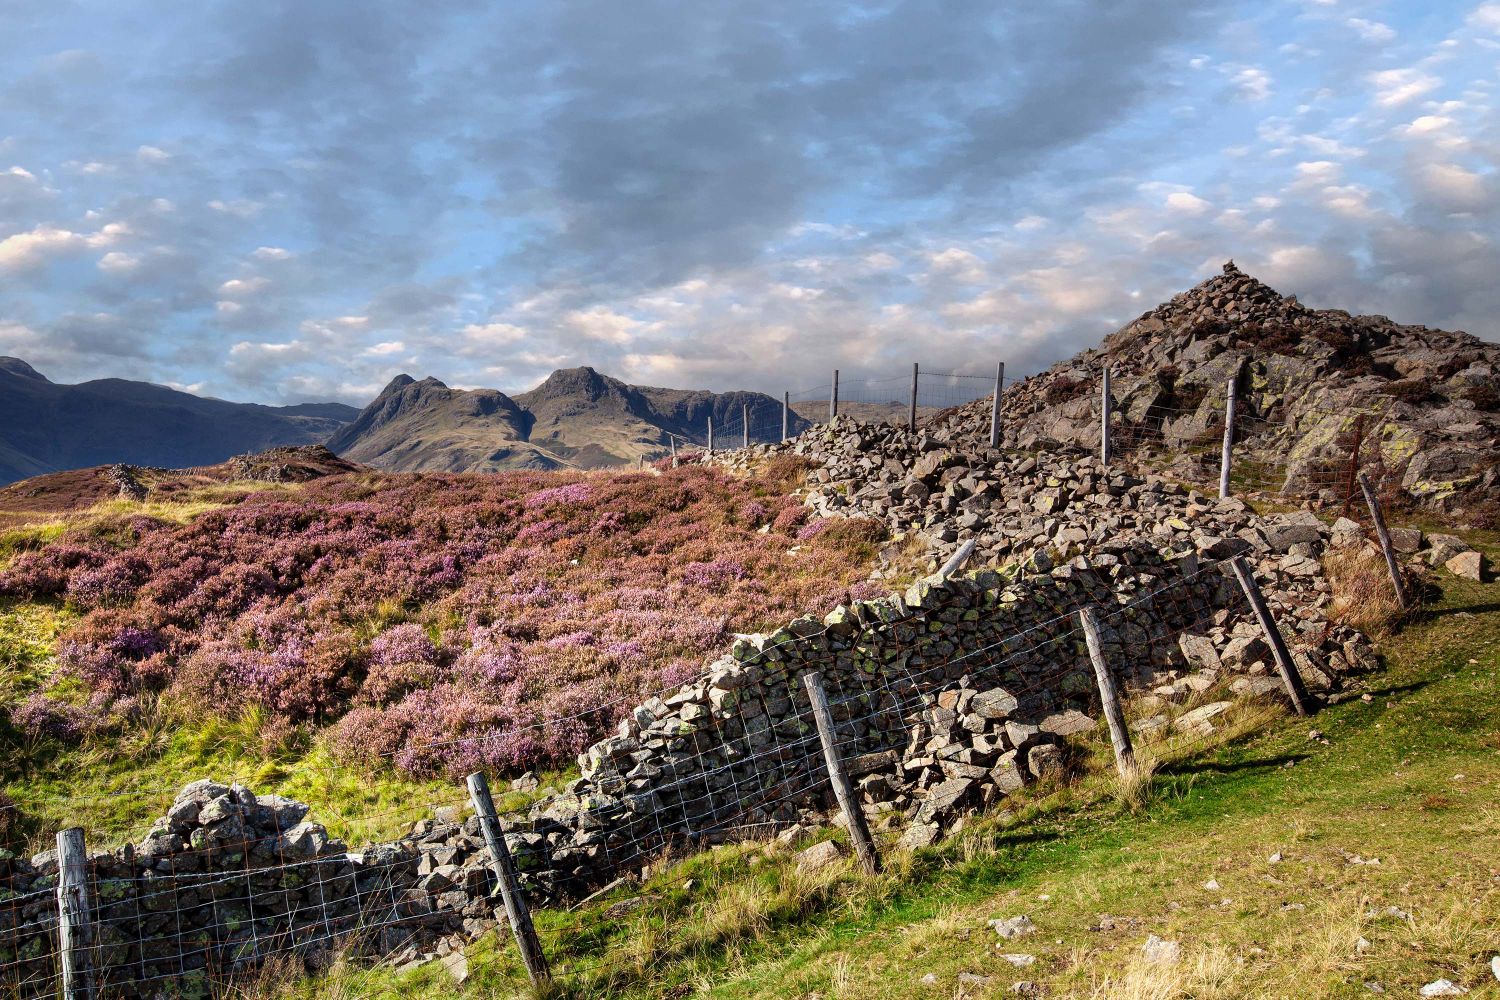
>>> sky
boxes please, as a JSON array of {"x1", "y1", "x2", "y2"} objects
[{"x1": 0, "y1": 0, "x2": 1496, "y2": 407}]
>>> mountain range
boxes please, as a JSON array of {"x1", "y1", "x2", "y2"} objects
[
  {"x1": 0, "y1": 359, "x2": 808, "y2": 485},
  {"x1": 0, "y1": 357, "x2": 359, "y2": 487},
  {"x1": 327, "y1": 366, "x2": 806, "y2": 472}
]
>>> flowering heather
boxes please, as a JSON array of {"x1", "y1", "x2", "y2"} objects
[{"x1": 1, "y1": 465, "x2": 884, "y2": 779}]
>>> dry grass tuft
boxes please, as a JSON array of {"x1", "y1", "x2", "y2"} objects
[
  {"x1": 1324, "y1": 547, "x2": 1406, "y2": 638},
  {"x1": 1111, "y1": 758, "x2": 1159, "y2": 814},
  {"x1": 1084, "y1": 942, "x2": 1245, "y2": 1000}
]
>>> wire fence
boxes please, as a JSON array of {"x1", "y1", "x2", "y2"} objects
[{"x1": 1, "y1": 542, "x2": 1350, "y2": 998}]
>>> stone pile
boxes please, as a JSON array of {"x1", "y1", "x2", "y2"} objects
[
  {"x1": 107, "y1": 463, "x2": 148, "y2": 502},
  {"x1": 0, "y1": 780, "x2": 508, "y2": 998},
  {"x1": 918, "y1": 261, "x2": 1499, "y2": 511}
]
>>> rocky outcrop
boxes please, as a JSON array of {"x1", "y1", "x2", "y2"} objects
[{"x1": 926, "y1": 262, "x2": 1499, "y2": 510}]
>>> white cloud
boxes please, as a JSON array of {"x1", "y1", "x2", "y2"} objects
[
  {"x1": 251, "y1": 246, "x2": 291, "y2": 260},
  {"x1": 928, "y1": 247, "x2": 986, "y2": 282},
  {"x1": 1014, "y1": 215, "x2": 1048, "y2": 232},
  {"x1": 1369, "y1": 68, "x2": 1441, "y2": 106},
  {"x1": 0, "y1": 222, "x2": 128, "y2": 270},
  {"x1": 3, "y1": 166, "x2": 36, "y2": 182},
  {"x1": 207, "y1": 199, "x2": 262, "y2": 217},
  {"x1": 1166, "y1": 191, "x2": 1212, "y2": 214},
  {"x1": 1232, "y1": 66, "x2": 1272, "y2": 101},
  {"x1": 459, "y1": 321, "x2": 527, "y2": 346},
  {"x1": 136, "y1": 145, "x2": 171, "y2": 163},
  {"x1": 362, "y1": 340, "x2": 407, "y2": 356},
  {"x1": 1416, "y1": 162, "x2": 1490, "y2": 211},
  {"x1": 1346, "y1": 18, "x2": 1396, "y2": 43},
  {"x1": 97, "y1": 251, "x2": 140, "y2": 274},
  {"x1": 218, "y1": 276, "x2": 269, "y2": 296},
  {"x1": 1468, "y1": 3, "x2": 1500, "y2": 32},
  {"x1": 216, "y1": 301, "x2": 242, "y2": 315}
]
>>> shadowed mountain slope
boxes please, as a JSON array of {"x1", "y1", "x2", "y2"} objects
[{"x1": 0, "y1": 359, "x2": 358, "y2": 487}]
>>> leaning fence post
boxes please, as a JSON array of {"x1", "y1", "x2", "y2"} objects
[
  {"x1": 742, "y1": 403, "x2": 749, "y2": 449},
  {"x1": 909, "y1": 362, "x2": 919, "y2": 432},
  {"x1": 989, "y1": 361, "x2": 1005, "y2": 448},
  {"x1": 707, "y1": 416, "x2": 714, "y2": 456},
  {"x1": 1357, "y1": 471, "x2": 1412, "y2": 611},
  {"x1": 1100, "y1": 366, "x2": 1112, "y2": 466},
  {"x1": 1219, "y1": 376, "x2": 1236, "y2": 499},
  {"x1": 467, "y1": 773, "x2": 551, "y2": 986},
  {"x1": 782, "y1": 391, "x2": 790, "y2": 443},
  {"x1": 830, "y1": 369, "x2": 839, "y2": 421},
  {"x1": 1078, "y1": 609, "x2": 1135, "y2": 776},
  {"x1": 1229, "y1": 556, "x2": 1311, "y2": 715},
  {"x1": 56, "y1": 827, "x2": 96, "y2": 1000},
  {"x1": 801, "y1": 672, "x2": 881, "y2": 875},
  {"x1": 935, "y1": 538, "x2": 976, "y2": 581}
]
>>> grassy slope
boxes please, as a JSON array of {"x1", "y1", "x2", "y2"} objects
[{"x1": 267, "y1": 534, "x2": 1499, "y2": 1000}]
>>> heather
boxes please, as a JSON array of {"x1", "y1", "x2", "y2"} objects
[{"x1": 0, "y1": 463, "x2": 885, "y2": 780}]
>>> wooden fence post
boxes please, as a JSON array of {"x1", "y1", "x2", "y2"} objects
[
  {"x1": 909, "y1": 363, "x2": 919, "y2": 432},
  {"x1": 830, "y1": 369, "x2": 839, "y2": 421},
  {"x1": 467, "y1": 773, "x2": 551, "y2": 986},
  {"x1": 56, "y1": 826, "x2": 96, "y2": 1000},
  {"x1": 707, "y1": 416, "x2": 714, "y2": 456},
  {"x1": 1219, "y1": 376, "x2": 1236, "y2": 499},
  {"x1": 935, "y1": 538, "x2": 976, "y2": 581},
  {"x1": 742, "y1": 403, "x2": 749, "y2": 449},
  {"x1": 1078, "y1": 609, "x2": 1135, "y2": 776},
  {"x1": 989, "y1": 361, "x2": 1005, "y2": 449},
  {"x1": 1100, "y1": 367, "x2": 1112, "y2": 466},
  {"x1": 801, "y1": 672, "x2": 881, "y2": 875},
  {"x1": 1229, "y1": 556, "x2": 1312, "y2": 715},
  {"x1": 1357, "y1": 471, "x2": 1412, "y2": 611},
  {"x1": 782, "y1": 391, "x2": 790, "y2": 443}
]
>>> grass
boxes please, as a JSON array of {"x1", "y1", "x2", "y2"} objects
[{"x1": 240, "y1": 531, "x2": 1500, "y2": 1000}]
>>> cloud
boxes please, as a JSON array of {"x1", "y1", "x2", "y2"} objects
[
  {"x1": 0, "y1": 222, "x2": 128, "y2": 270},
  {"x1": 1369, "y1": 68, "x2": 1441, "y2": 106},
  {"x1": 1166, "y1": 191, "x2": 1213, "y2": 214},
  {"x1": 252, "y1": 246, "x2": 291, "y2": 260}
]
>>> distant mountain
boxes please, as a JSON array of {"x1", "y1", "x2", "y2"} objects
[
  {"x1": 0, "y1": 358, "x2": 360, "y2": 487},
  {"x1": 329, "y1": 366, "x2": 809, "y2": 472}
]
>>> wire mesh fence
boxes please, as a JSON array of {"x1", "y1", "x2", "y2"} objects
[{"x1": 1, "y1": 544, "x2": 1347, "y2": 998}]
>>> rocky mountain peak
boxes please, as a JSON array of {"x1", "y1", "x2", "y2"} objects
[
  {"x1": 525, "y1": 366, "x2": 622, "y2": 403},
  {"x1": 378, "y1": 374, "x2": 418, "y2": 396}
]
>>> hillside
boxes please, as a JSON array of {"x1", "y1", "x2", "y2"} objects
[
  {"x1": 330, "y1": 366, "x2": 809, "y2": 472},
  {"x1": 936, "y1": 262, "x2": 1500, "y2": 511},
  {"x1": 0, "y1": 358, "x2": 359, "y2": 487}
]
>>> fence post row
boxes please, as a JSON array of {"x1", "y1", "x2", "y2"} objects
[
  {"x1": 466, "y1": 773, "x2": 551, "y2": 985},
  {"x1": 1100, "y1": 366, "x2": 1112, "y2": 466},
  {"x1": 830, "y1": 369, "x2": 839, "y2": 421},
  {"x1": 801, "y1": 671, "x2": 882, "y2": 875},
  {"x1": 56, "y1": 826, "x2": 96, "y2": 1000},
  {"x1": 1078, "y1": 609, "x2": 1135, "y2": 776},
  {"x1": 1227, "y1": 556, "x2": 1311, "y2": 716},
  {"x1": 1357, "y1": 471, "x2": 1413, "y2": 611},
  {"x1": 1219, "y1": 376, "x2": 1236, "y2": 500},
  {"x1": 989, "y1": 361, "x2": 1005, "y2": 449},
  {"x1": 782, "y1": 391, "x2": 790, "y2": 443},
  {"x1": 909, "y1": 362, "x2": 919, "y2": 433}
]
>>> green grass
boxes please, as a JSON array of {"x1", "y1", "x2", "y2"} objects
[{"x1": 247, "y1": 535, "x2": 1500, "y2": 1000}]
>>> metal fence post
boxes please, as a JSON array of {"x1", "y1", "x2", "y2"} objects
[
  {"x1": 782, "y1": 391, "x2": 790, "y2": 443},
  {"x1": 909, "y1": 363, "x2": 919, "y2": 432},
  {"x1": 830, "y1": 369, "x2": 839, "y2": 421},
  {"x1": 1100, "y1": 366, "x2": 1112, "y2": 466},
  {"x1": 742, "y1": 403, "x2": 749, "y2": 449},
  {"x1": 989, "y1": 361, "x2": 1005, "y2": 448},
  {"x1": 802, "y1": 672, "x2": 881, "y2": 875},
  {"x1": 707, "y1": 416, "x2": 714, "y2": 456},
  {"x1": 56, "y1": 827, "x2": 96, "y2": 1000},
  {"x1": 1219, "y1": 377, "x2": 1236, "y2": 499},
  {"x1": 467, "y1": 773, "x2": 551, "y2": 986}
]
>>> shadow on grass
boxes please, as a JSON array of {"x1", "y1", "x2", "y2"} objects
[
  {"x1": 1420, "y1": 601, "x2": 1500, "y2": 619},
  {"x1": 1156, "y1": 752, "x2": 1308, "y2": 777}
]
